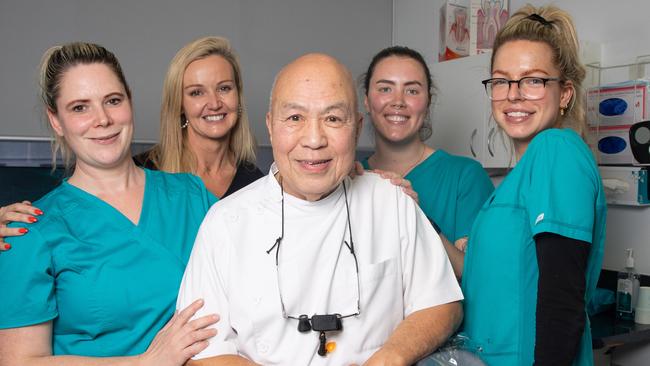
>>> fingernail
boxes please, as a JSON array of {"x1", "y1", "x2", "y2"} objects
[
  {"x1": 4, "y1": 244, "x2": 10, "y2": 250},
  {"x1": 34, "y1": 209, "x2": 44, "y2": 215},
  {"x1": 19, "y1": 228, "x2": 28, "y2": 234},
  {"x1": 28, "y1": 216, "x2": 38, "y2": 223}
]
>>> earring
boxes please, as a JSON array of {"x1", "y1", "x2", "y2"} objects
[
  {"x1": 560, "y1": 106, "x2": 566, "y2": 116},
  {"x1": 181, "y1": 115, "x2": 189, "y2": 129},
  {"x1": 237, "y1": 105, "x2": 243, "y2": 116}
]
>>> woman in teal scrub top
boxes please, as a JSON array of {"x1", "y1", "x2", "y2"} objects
[
  {"x1": 0, "y1": 42, "x2": 219, "y2": 365},
  {"x1": 361, "y1": 46, "x2": 494, "y2": 277},
  {"x1": 0, "y1": 37, "x2": 264, "y2": 253},
  {"x1": 461, "y1": 5, "x2": 606, "y2": 366}
]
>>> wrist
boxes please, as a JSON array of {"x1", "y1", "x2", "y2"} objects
[
  {"x1": 372, "y1": 345, "x2": 408, "y2": 366},
  {"x1": 134, "y1": 353, "x2": 147, "y2": 366}
]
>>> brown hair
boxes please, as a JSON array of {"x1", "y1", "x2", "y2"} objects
[{"x1": 362, "y1": 46, "x2": 436, "y2": 141}]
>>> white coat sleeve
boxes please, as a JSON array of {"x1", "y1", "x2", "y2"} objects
[
  {"x1": 176, "y1": 208, "x2": 239, "y2": 358},
  {"x1": 399, "y1": 189, "x2": 464, "y2": 316}
]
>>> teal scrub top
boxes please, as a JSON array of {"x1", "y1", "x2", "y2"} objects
[
  {"x1": 461, "y1": 129, "x2": 607, "y2": 366},
  {"x1": 0, "y1": 169, "x2": 217, "y2": 357},
  {"x1": 362, "y1": 150, "x2": 494, "y2": 241}
]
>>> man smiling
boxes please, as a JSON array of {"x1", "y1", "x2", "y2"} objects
[{"x1": 177, "y1": 53, "x2": 463, "y2": 366}]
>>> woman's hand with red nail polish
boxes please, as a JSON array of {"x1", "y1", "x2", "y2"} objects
[{"x1": 0, "y1": 200, "x2": 41, "y2": 251}]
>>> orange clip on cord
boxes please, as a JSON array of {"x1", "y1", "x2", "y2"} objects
[{"x1": 325, "y1": 342, "x2": 336, "y2": 353}]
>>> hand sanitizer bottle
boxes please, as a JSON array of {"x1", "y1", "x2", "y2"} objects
[{"x1": 616, "y1": 248, "x2": 641, "y2": 321}]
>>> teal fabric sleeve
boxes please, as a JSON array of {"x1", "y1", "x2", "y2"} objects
[
  {"x1": 360, "y1": 158, "x2": 370, "y2": 170},
  {"x1": 526, "y1": 132, "x2": 598, "y2": 243},
  {"x1": 454, "y1": 161, "x2": 494, "y2": 240},
  {"x1": 0, "y1": 227, "x2": 57, "y2": 328}
]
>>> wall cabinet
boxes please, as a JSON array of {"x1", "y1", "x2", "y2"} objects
[{"x1": 429, "y1": 53, "x2": 512, "y2": 168}]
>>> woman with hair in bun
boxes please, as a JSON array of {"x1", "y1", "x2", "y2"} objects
[
  {"x1": 0, "y1": 42, "x2": 218, "y2": 365},
  {"x1": 460, "y1": 5, "x2": 606, "y2": 365}
]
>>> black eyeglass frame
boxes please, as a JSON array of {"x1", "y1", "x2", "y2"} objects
[{"x1": 481, "y1": 76, "x2": 562, "y2": 101}]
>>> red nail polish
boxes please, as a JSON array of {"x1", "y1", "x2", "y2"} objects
[
  {"x1": 34, "y1": 209, "x2": 44, "y2": 215},
  {"x1": 19, "y1": 228, "x2": 28, "y2": 234},
  {"x1": 28, "y1": 216, "x2": 38, "y2": 223},
  {"x1": 4, "y1": 244, "x2": 10, "y2": 250}
]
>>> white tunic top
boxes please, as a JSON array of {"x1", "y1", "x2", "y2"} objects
[{"x1": 177, "y1": 166, "x2": 463, "y2": 365}]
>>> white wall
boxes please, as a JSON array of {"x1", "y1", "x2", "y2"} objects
[{"x1": 0, "y1": 0, "x2": 392, "y2": 149}]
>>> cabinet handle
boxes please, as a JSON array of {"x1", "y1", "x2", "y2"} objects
[
  {"x1": 470, "y1": 128, "x2": 478, "y2": 158},
  {"x1": 487, "y1": 127, "x2": 495, "y2": 157}
]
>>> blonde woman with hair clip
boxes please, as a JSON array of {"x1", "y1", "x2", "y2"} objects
[
  {"x1": 457, "y1": 5, "x2": 606, "y2": 366},
  {"x1": 0, "y1": 42, "x2": 219, "y2": 365}
]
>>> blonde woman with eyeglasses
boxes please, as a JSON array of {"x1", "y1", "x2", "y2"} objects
[{"x1": 459, "y1": 5, "x2": 606, "y2": 366}]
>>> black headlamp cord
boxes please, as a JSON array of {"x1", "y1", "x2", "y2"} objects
[{"x1": 266, "y1": 179, "x2": 361, "y2": 356}]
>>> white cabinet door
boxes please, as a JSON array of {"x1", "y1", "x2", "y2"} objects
[
  {"x1": 429, "y1": 53, "x2": 511, "y2": 167},
  {"x1": 484, "y1": 113, "x2": 513, "y2": 168}
]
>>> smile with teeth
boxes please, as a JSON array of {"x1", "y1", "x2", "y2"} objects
[
  {"x1": 204, "y1": 114, "x2": 226, "y2": 121},
  {"x1": 300, "y1": 159, "x2": 330, "y2": 165},
  {"x1": 298, "y1": 159, "x2": 331, "y2": 170},
  {"x1": 506, "y1": 111, "x2": 531, "y2": 117},
  {"x1": 385, "y1": 114, "x2": 409, "y2": 122}
]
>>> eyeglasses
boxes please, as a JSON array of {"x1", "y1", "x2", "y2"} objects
[
  {"x1": 266, "y1": 180, "x2": 361, "y2": 357},
  {"x1": 481, "y1": 77, "x2": 562, "y2": 101}
]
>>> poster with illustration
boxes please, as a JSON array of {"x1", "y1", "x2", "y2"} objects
[
  {"x1": 439, "y1": 0, "x2": 470, "y2": 61},
  {"x1": 470, "y1": 0, "x2": 509, "y2": 54}
]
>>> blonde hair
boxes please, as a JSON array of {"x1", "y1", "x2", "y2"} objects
[
  {"x1": 150, "y1": 36, "x2": 256, "y2": 172},
  {"x1": 491, "y1": 5, "x2": 586, "y2": 138},
  {"x1": 38, "y1": 42, "x2": 131, "y2": 169}
]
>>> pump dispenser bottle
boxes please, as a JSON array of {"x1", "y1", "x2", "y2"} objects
[{"x1": 616, "y1": 248, "x2": 641, "y2": 321}]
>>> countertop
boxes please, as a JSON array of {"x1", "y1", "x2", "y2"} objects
[{"x1": 591, "y1": 308, "x2": 650, "y2": 350}]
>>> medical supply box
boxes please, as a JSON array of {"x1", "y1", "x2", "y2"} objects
[{"x1": 588, "y1": 80, "x2": 650, "y2": 165}]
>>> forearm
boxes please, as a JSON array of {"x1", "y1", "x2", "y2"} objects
[
  {"x1": 0, "y1": 354, "x2": 140, "y2": 366},
  {"x1": 187, "y1": 355, "x2": 259, "y2": 366},
  {"x1": 534, "y1": 233, "x2": 590, "y2": 365},
  {"x1": 0, "y1": 325, "x2": 141, "y2": 366},
  {"x1": 369, "y1": 302, "x2": 463, "y2": 365}
]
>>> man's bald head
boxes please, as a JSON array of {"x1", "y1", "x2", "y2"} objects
[{"x1": 269, "y1": 53, "x2": 358, "y2": 113}]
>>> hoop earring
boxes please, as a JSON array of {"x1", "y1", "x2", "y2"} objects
[{"x1": 418, "y1": 114, "x2": 433, "y2": 141}]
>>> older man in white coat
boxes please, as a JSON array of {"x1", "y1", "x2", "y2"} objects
[{"x1": 177, "y1": 53, "x2": 463, "y2": 366}]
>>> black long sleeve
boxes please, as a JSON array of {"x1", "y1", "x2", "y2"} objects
[{"x1": 534, "y1": 232, "x2": 590, "y2": 366}]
